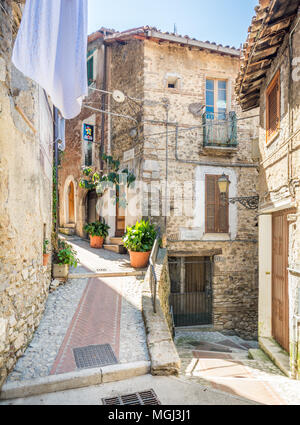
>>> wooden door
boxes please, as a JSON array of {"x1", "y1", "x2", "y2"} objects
[
  {"x1": 68, "y1": 182, "x2": 75, "y2": 223},
  {"x1": 115, "y1": 188, "x2": 125, "y2": 237},
  {"x1": 272, "y1": 210, "x2": 291, "y2": 353}
]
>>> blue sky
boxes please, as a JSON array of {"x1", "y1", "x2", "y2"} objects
[{"x1": 88, "y1": 0, "x2": 257, "y2": 49}]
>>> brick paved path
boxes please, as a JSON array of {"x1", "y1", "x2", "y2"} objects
[
  {"x1": 7, "y1": 239, "x2": 148, "y2": 383},
  {"x1": 51, "y1": 277, "x2": 122, "y2": 375}
]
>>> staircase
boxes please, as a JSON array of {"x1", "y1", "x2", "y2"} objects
[{"x1": 104, "y1": 237, "x2": 127, "y2": 254}]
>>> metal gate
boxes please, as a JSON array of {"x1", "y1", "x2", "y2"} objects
[{"x1": 169, "y1": 257, "x2": 213, "y2": 327}]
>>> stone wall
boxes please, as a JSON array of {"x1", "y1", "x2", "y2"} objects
[
  {"x1": 109, "y1": 40, "x2": 144, "y2": 177},
  {"x1": 156, "y1": 249, "x2": 173, "y2": 333},
  {"x1": 0, "y1": 1, "x2": 53, "y2": 388},
  {"x1": 142, "y1": 248, "x2": 180, "y2": 375}
]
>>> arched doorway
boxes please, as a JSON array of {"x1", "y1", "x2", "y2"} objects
[
  {"x1": 86, "y1": 190, "x2": 99, "y2": 223},
  {"x1": 68, "y1": 182, "x2": 75, "y2": 223}
]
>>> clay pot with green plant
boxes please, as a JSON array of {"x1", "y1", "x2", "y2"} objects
[
  {"x1": 52, "y1": 240, "x2": 79, "y2": 278},
  {"x1": 43, "y1": 239, "x2": 50, "y2": 266},
  {"x1": 123, "y1": 220, "x2": 157, "y2": 268},
  {"x1": 84, "y1": 220, "x2": 110, "y2": 249}
]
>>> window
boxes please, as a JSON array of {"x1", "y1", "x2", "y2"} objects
[
  {"x1": 206, "y1": 79, "x2": 227, "y2": 120},
  {"x1": 266, "y1": 70, "x2": 280, "y2": 143},
  {"x1": 166, "y1": 75, "x2": 180, "y2": 89},
  {"x1": 87, "y1": 49, "x2": 96, "y2": 86},
  {"x1": 205, "y1": 175, "x2": 229, "y2": 233},
  {"x1": 84, "y1": 141, "x2": 93, "y2": 166}
]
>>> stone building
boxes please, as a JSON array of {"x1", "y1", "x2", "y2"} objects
[
  {"x1": 0, "y1": 1, "x2": 53, "y2": 387},
  {"x1": 62, "y1": 26, "x2": 259, "y2": 339},
  {"x1": 236, "y1": 0, "x2": 300, "y2": 377}
]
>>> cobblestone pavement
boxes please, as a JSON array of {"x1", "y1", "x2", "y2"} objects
[
  {"x1": 175, "y1": 330, "x2": 300, "y2": 405},
  {"x1": 6, "y1": 240, "x2": 149, "y2": 383}
]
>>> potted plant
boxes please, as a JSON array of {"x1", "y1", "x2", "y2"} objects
[
  {"x1": 43, "y1": 239, "x2": 50, "y2": 266},
  {"x1": 52, "y1": 240, "x2": 79, "y2": 278},
  {"x1": 123, "y1": 220, "x2": 157, "y2": 268},
  {"x1": 84, "y1": 220, "x2": 110, "y2": 249}
]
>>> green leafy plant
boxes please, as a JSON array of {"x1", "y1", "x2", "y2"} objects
[
  {"x1": 53, "y1": 240, "x2": 79, "y2": 268},
  {"x1": 84, "y1": 220, "x2": 110, "y2": 238},
  {"x1": 43, "y1": 239, "x2": 49, "y2": 254},
  {"x1": 79, "y1": 154, "x2": 136, "y2": 207},
  {"x1": 123, "y1": 220, "x2": 157, "y2": 252}
]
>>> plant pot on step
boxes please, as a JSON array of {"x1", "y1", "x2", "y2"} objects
[
  {"x1": 43, "y1": 253, "x2": 50, "y2": 266},
  {"x1": 53, "y1": 264, "x2": 69, "y2": 279},
  {"x1": 128, "y1": 250, "x2": 151, "y2": 268},
  {"x1": 89, "y1": 235, "x2": 104, "y2": 249}
]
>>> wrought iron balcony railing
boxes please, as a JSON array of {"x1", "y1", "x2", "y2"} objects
[{"x1": 202, "y1": 111, "x2": 238, "y2": 148}]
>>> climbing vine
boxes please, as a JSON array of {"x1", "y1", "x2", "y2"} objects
[
  {"x1": 79, "y1": 154, "x2": 136, "y2": 208},
  {"x1": 52, "y1": 164, "x2": 58, "y2": 251}
]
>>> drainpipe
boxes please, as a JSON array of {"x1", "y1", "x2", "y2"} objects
[
  {"x1": 53, "y1": 106, "x2": 59, "y2": 235},
  {"x1": 164, "y1": 100, "x2": 169, "y2": 235}
]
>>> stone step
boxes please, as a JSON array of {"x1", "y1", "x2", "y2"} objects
[
  {"x1": 103, "y1": 244, "x2": 127, "y2": 254},
  {"x1": 0, "y1": 361, "x2": 151, "y2": 400},
  {"x1": 59, "y1": 227, "x2": 75, "y2": 236},
  {"x1": 109, "y1": 237, "x2": 124, "y2": 245}
]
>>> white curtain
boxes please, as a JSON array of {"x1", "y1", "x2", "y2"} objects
[{"x1": 12, "y1": 0, "x2": 88, "y2": 119}]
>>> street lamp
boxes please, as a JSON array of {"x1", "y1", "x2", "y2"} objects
[{"x1": 217, "y1": 173, "x2": 259, "y2": 210}]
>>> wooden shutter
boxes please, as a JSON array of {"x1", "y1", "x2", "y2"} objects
[
  {"x1": 205, "y1": 175, "x2": 229, "y2": 234},
  {"x1": 205, "y1": 175, "x2": 216, "y2": 233},
  {"x1": 266, "y1": 71, "x2": 280, "y2": 141}
]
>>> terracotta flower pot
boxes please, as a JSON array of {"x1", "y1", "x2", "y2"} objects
[
  {"x1": 89, "y1": 235, "x2": 104, "y2": 249},
  {"x1": 129, "y1": 250, "x2": 151, "y2": 268},
  {"x1": 43, "y1": 253, "x2": 50, "y2": 266}
]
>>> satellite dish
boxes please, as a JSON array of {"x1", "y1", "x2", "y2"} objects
[{"x1": 112, "y1": 90, "x2": 125, "y2": 103}]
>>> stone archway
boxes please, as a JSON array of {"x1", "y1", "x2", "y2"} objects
[{"x1": 63, "y1": 176, "x2": 77, "y2": 226}]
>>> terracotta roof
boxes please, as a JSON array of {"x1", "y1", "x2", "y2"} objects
[
  {"x1": 100, "y1": 26, "x2": 240, "y2": 57},
  {"x1": 236, "y1": 0, "x2": 300, "y2": 111},
  {"x1": 88, "y1": 27, "x2": 115, "y2": 44}
]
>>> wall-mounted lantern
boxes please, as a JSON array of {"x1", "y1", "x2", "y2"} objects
[{"x1": 218, "y1": 173, "x2": 259, "y2": 210}]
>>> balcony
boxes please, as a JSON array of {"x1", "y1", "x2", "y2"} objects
[{"x1": 202, "y1": 111, "x2": 238, "y2": 150}]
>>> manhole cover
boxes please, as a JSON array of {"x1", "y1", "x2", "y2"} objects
[
  {"x1": 102, "y1": 389, "x2": 161, "y2": 405},
  {"x1": 73, "y1": 344, "x2": 118, "y2": 369}
]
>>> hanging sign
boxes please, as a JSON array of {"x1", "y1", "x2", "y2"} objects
[{"x1": 83, "y1": 123, "x2": 94, "y2": 142}]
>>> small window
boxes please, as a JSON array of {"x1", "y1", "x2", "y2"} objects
[
  {"x1": 166, "y1": 75, "x2": 179, "y2": 89},
  {"x1": 266, "y1": 70, "x2": 280, "y2": 143},
  {"x1": 205, "y1": 175, "x2": 229, "y2": 234},
  {"x1": 206, "y1": 79, "x2": 227, "y2": 120}
]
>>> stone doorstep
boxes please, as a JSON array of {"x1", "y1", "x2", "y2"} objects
[
  {"x1": 103, "y1": 244, "x2": 127, "y2": 254},
  {"x1": 0, "y1": 361, "x2": 151, "y2": 401},
  {"x1": 68, "y1": 271, "x2": 145, "y2": 279},
  {"x1": 259, "y1": 337, "x2": 291, "y2": 378}
]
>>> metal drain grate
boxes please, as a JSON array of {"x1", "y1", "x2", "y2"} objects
[
  {"x1": 73, "y1": 344, "x2": 118, "y2": 369},
  {"x1": 102, "y1": 389, "x2": 161, "y2": 405}
]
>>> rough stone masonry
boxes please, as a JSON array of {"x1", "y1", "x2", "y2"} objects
[{"x1": 0, "y1": 1, "x2": 53, "y2": 388}]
